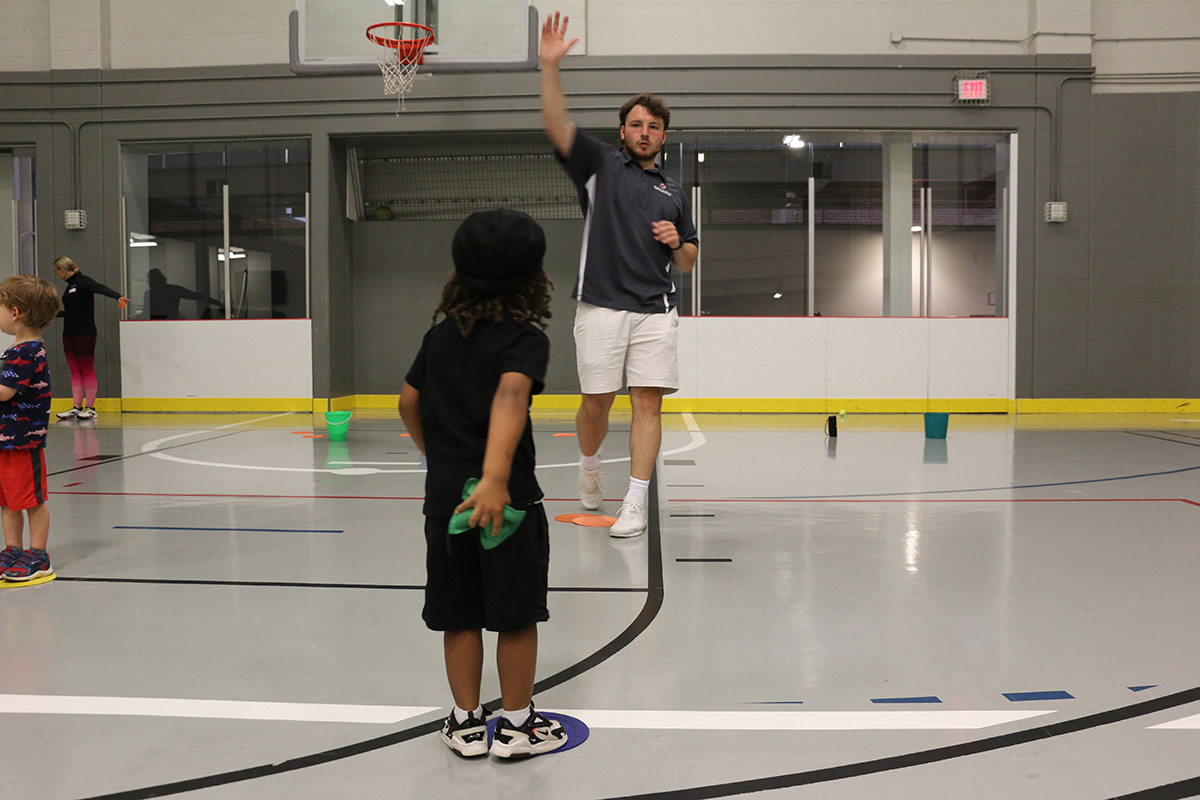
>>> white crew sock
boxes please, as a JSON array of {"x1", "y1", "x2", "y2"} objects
[
  {"x1": 453, "y1": 704, "x2": 484, "y2": 724},
  {"x1": 502, "y1": 705, "x2": 532, "y2": 728},
  {"x1": 580, "y1": 451, "x2": 601, "y2": 472},
  {"x1": 625, "y1": 476, "x2": 650, "y2": 506}
]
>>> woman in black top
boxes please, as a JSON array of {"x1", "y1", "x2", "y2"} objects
[{"x1": 52, "y1": 256, "x2": 128, "y2": 420}]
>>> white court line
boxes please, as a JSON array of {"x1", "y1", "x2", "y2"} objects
[
  {"x1": 1149, "y1": 714, "x2": 1200, "y2": 729},
  {"x1": 543, "y1": 709, "x2": 1056, "y2": 731},
  {"x1": 140, "y1": 413, "x2": 296, "y2": 452},
  {"x1": 0, "y1": 694, "x2": 439, "y2": 725},
  {"x1": 0, "y1": 696, "x2": 1052, "y2": 730},
  {"x1": 143, "y1": 412, "x2": 707, "y2": 476}
]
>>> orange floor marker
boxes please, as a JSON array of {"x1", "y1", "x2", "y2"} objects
[{"x1": 566, "y1": 514, "x2": 618, "y2": 527}]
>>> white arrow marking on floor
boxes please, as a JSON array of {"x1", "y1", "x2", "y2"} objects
[
  {"x1": 1149, "y1": 714, "x2": 1200, "y2": 729},
  {"x1": 0, "y1": 695, "x2": 439, "y2": 725}
]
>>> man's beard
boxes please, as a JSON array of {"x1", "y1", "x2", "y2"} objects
[{"x1": 624, "y1": 138, "x2": 662, "y2": 162}]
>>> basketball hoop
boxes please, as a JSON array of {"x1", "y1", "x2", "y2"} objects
[{"x1": 366, "y1": 22, "x2": 435, "y2": 113}]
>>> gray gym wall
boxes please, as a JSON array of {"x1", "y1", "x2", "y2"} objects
[{"x1": 2, "y1": 56, "x2": 1197, "y2": 401}]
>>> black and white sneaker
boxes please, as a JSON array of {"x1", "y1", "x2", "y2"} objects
[
  {"x1": 440, "y1": 708, "x2": 490, "y2": 757},
  {"x1": 489, "y1": 708, "x2": 567, "y2": 758}
]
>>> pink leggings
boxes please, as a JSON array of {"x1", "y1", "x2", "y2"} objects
[{"x1": 62, "y1": 334, "x2": 98, "y2": 408}]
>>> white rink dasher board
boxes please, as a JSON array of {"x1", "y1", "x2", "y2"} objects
[
  {"x1": 676, "y1": 317, "x2": 1010, "y2": 400},
  {"x1": 119, "y1": 319, "x2": 313, "y2": 399}
]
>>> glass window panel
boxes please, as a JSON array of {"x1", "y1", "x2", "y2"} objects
[
  {"x1": 914, "y1": 136, "x2": 1004, "y2": 318},
  {"x1": 667, "y1": 130, "x2": 1010, "y2": 319},
  {"x1": 121, "y1": 139, "x2": 310, "y2": 320},
  {"x1": 673, "y1": 133, "x2": 811, "y2": 317},
  {"x1": 812, "y1": 138, "x2": 884, "y2": 317}
]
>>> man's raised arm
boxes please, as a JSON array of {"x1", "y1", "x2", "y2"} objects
[{"x1": 540, "y1": 11, "x2": 579, "y2": 159}]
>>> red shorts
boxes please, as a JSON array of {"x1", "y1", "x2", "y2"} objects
[{"x1": 0, "y1": 449, "x2": 48, "y2": 511}]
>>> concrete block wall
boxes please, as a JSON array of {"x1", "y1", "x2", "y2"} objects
[{"x1": 1, "y1": 0, "x2": 1196, "y2": 78}]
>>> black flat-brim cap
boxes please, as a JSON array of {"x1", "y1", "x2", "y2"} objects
[{"x1": 452, "y1": 208, "x2": 546, "y2": 295}]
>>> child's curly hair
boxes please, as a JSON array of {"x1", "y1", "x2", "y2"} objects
[{"x1": 433, "y1": 270, "x2": 553, "y2": 337}]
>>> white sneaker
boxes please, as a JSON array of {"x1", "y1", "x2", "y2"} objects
[
  {"x1": 489, "y1": 708, "x2": 567, "y2": 758},
  {"x1": 56, "y1": 407, "x2": 82, "y2": 420},
  {"x1": 609, "y1": 500, "x2": 647, "y2": 538},
  {"x1": 76, "y1": 407, "x2": 97, "y2": 420},
  {"x1": 578, "y1": 468, "x2": 604, "y2": 510}
]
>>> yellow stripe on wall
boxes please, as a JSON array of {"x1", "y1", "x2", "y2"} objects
[{"x1": 116, "y1": 398, "x2": 315, "y2": 413}]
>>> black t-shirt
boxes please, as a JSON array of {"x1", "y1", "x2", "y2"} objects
[
  {"x1": 60, "y1": 272, "x2": 123, "y2": 336},
  {"x1": 404, "y1": 316, "x2": 549, "y2": 516}
]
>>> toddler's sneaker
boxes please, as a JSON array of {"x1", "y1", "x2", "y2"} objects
[
  {"x1": 0, "y1": 546, "x2": 24, "y2": 572},
  {"x1": 609, "y1": 500, "x2": 647, "y2": 538},
  {"x1": 3, "y1": 549, "x2": 52, "y2": 582},
  {"x1": 578, "y1": 467, "x2": 604, "y2": 510},
  {"x1": 440, "y1": 708, "x2": 490, "y2": 757},
  {"x1": 56, "y1": 407, "x2": 82, "y2": 420},
  {"x1": 76, "y1": 407, "x2": 97, "y2": 420},
  {"x1": 490, "y1": 708, "x2": 567, "y2": 758}
]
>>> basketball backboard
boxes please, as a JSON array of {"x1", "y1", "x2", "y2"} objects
[{"x1": 290, "y1": 0, "x2": 538, "y2": 75}]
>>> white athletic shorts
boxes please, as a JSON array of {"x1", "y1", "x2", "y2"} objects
[{"x1": 574, "y1": 301, "x2": 679, "y2": 395}]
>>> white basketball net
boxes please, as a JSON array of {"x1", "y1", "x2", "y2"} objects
[
  {"x1": 368, "y1": 27, "x2": 432, "y2": 113},
  {"x1": 376, "y1": 52, "x2": 421, "y2": 109}
]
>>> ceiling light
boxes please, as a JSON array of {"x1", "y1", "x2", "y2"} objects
[
  {"x1": 783, "y1": 135, "x2": 806, "y2": 149},
  {"x1": 773, "y1": 292, "x2": 783, "y2": 299}
]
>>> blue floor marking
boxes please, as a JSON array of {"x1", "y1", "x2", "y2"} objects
[
  {"x1": 1129, "y1": 685, "x2": 1158, "y2": 692},
  {"x1": 871, "y1": 696, "x2": 942, "y2": 704},
  {"x1": 1004, "y1": 690, "x2": 1075, "y2": 702}
]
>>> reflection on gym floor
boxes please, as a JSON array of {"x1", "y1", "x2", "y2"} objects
[{"x1": 3, "y1": 410, "x2": 1199, "y2": 799}]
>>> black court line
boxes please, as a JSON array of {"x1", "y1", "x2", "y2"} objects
[
  {"x1": 1109, "y1": 775, "x2": 1200, "y2": 800},
  {"x1": 81, "y1": 473, "x2": 664, "y2": 800},
  {"x1": 54, "y1": 576, "x2": 646, "y2": 594},
  {"x1": 48, "y1": 429, "x2": 252, "y2": 476},
  {"x1": 739, "y1": 461, "x2": 1200, "y2": 501},
  {"x1": 604, "y1": 684, "x2": 1200, "y2": 800},
  {"x1": 1128, "y1": 431, "x2": 1200, "y2": 448},
  {"x1": 676, "y1": 558, "x2": 732, "y2": 563},
  {"x1": 670, "y1": 513, "x2": 716, "y2": 517},
  {"x1": 113, "y1": 525, "x2": 345, "y2": 534}
]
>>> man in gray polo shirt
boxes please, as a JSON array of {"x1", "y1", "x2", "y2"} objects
[{"x1": 540, "y1": 11, "x2": 699, "y2": 538}]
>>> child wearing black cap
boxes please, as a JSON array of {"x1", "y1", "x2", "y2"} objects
[{"x1": 398, "y1": 208, "x2": 567, "y2": 759}]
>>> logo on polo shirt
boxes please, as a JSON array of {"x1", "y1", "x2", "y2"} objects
[{"x1": 653, "y1": 183, "x2": 672, "y2": 197}]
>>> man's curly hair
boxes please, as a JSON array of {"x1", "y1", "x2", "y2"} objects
[{"x1": 433, "y1": 271, "x2": 554, "y2": 337}]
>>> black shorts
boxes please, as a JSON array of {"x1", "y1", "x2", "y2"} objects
[{"x1": 422, "y1": 504, "x2": 550, "y2": 633}]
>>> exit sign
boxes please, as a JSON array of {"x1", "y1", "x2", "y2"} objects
[{"x1": 953, "y1": 72, "x2": 991, "y2": 105}]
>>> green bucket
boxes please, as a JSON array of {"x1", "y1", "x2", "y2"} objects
[
  {"x1": 923, "y1": 412, "x2": 949, "y2": 440},
  {"x1": 324, "y1": 411, "x2": 352, "y2": 442}
]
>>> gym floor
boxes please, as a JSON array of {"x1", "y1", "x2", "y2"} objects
[{"x1": 3, "y1": 410, "x2": 1199, "y2": 799}]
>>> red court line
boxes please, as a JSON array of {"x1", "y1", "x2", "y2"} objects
[
  {"x1": 50, "y1": 491, "x2": 425, "y2": 501},
  {"x1": 50, "y1": 491, "x2": 609, "y2": 503}
]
